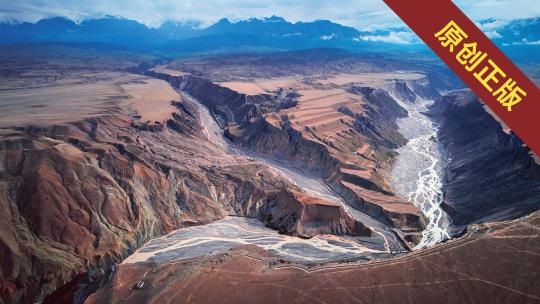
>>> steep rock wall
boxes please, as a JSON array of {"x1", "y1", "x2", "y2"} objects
[
  {"x1": 168, "y1": 75, "x2": 296, "y2": 126},
  {"x1": 259, "y1": 190, "x2": 372, "y2": 238},
  {"x1": 0, "y1": 111, "x2": 366, "y2": 303},
  {"x1": 224, "y1": 86, "x2": 425, "y2": 236},
  {"x1": 429, "y1": 90, "x2": 540, "y2": 230}
]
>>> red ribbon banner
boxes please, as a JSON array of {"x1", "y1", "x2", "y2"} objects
[{"x1": 383, "y1": 0, "x2": 540, "y2": 155}]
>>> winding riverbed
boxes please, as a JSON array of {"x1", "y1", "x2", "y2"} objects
[
  {"x1": 390, "y1": 95, "x2": 451, "y2": 249},
  {"x1": 182, "y1": 92, "x2": 405, "y2": 252},
  {"x1": 121, "y1": 91, "x2": 407, "y2": 265},
  {"x1": 124, "y1": 217, "x2": 383, "y2": 264},
  {"x1": 124, "y1": 86, "x2": 450, "y2": 268}
]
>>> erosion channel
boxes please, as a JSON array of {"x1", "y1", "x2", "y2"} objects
[{"x1": 125, "y1": 89, "x2": 410, "y2": 266}]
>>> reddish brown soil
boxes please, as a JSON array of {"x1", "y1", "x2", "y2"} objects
[{"x1": 87, "y1": 211, "x2": 540, "y2": 304}]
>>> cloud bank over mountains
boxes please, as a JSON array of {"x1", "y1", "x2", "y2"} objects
[
  {"x1": 0, "y1": 1, "x2": 538, "y2": 64},
  {"x1": 1, "y1": 0, "x2": 539, "y2": 30},
  {"x1": 1, "y1": 14, "x2": 538, "y2": 50}
]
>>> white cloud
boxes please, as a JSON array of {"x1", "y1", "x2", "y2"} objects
[
  {"x1": 484, "y1": 30, "x2": 503, "y2": 39},
  {"x1": 355, "y1": 31, "x2": 418, "y2": 44},
  {"x1": 0, "y1": 0, "x2": 538, "y2": 31},
  {"x1": 476, "y1": 19, "x2": 510, "y2": 31},
  {"x1": 475, "y1": 18, "x2": 509, "y2": 39},
  {"x1": 512, "y1": 38, "x2": 540, "y2": 45},
  {"x1": 283, "y1": 32, "x2": 302, "y2": 37},
  {"x1": 0, "y1": 0, "x2": 403, "y2": 29},
  {"x1": 320, "y1": 33, "x2": 336, "y2": 40}
]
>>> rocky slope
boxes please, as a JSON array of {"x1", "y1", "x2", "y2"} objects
[
  {"x1": 6, "y1": 46, "x2": 534, "y2": 304},
  {"x1": 0, "y1": 41, "x2": 540, "y2": 303},
  {"x1": 0, "y1": 71, "x2": 368, "y2": 303},
  {"x1": 429, "y1": 90, "x2": 540, "y2": 231},
  {"x1": 159, "y1": 74, "x2": 298, "y2": 126},
  {"x1": 260, "y1": 190, "x2": 371, "y2": 238},
  {"x1": 197, "y1": 77, "x2": 431, "y2": 239}
]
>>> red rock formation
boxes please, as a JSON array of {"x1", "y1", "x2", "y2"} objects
[
  {"x1": 260, "y1": 190, "x2": 371, "y2": 238},
  {"x1": 169, "y1": 75, "x2": 297, "y2": 125},
  {"x1": 223, "y1": 90, "x2": 425, "y2": 236},
  {"x1": 0, "y1": 102, "x2": 370, "y2": 303}
]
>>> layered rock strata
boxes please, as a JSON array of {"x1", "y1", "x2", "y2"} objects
[{"x1": 0, "y1": 80, "x2": 363, "y2": 304}]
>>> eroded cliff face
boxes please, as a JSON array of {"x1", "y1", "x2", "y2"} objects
[
  {"x1": 84, "y1": 74, "x2": 540, "y2": 304},
  {"x1": 391, "y1": 80, "x2": 417, "y2": 103},
  {"x1": 260, "y1": 190, "x2": 372, "y2": 238},
  {"x1": 346, "y1": 86, "x2": 407, "y2": 150},
  {"x1": 224, "y1": 99, "x2": 424, "y2": 236},
  {"x1": 429, "y1": 90, "x2": 540, "y2": 230},
  {"x1": 164, "y1": 74, "x2": 432, "y2": 244},
  {"x1": 0, "y1": 84, "x2": 369, "y2": 303},
  {"x1": 405, "y1": 78, "x2": 441, "y2": 101},
  {"x1": 5, "y1": 45, "x2": 532, "y2": 304},
  {"x1": 169, "y1": 75, "x2": 297, "y2": 126},
  {"x1": 390, "y1": 78, "x2": 441, "y2": 103}
]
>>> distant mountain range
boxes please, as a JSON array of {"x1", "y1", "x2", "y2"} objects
[
  {"x1": 0, "y1": 15, "x2": 374, "y2": 51},
  {"x1": 1, "y1": 15, "x2": 538, "y2": 62}
]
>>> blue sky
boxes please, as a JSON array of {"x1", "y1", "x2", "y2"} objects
[{"x1": 1, "y1": 0, "x2": 539, "y2": 30}]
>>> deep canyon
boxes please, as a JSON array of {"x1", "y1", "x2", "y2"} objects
[{"x1": 0, "y1": 46, "x2": 538, "y2": 304}]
